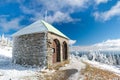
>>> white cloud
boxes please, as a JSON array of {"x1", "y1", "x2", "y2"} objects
[
  {"x1": 0, "y1": 16, "x2": 23, "y2": 32},
  {"x1": 66, "y1": 0, "x2": 89, "y2": 8},
  {"x1": 19, "y1": 0, "x2": 89, "y2": 23},
  {"x1": 92, "y1": 39, "x2": 120, "y2": 51},
  {"x1": 94, "y1": 39, "x2": 120, "y2": 47},
  {"x1": 46, "y1": 11, "x2": 73, "y2": 23},
  {"x1": 33, "y1": 0, "x2": 89, "y2": 12},
  {"x1": 69, "y1": 40, "x2": 76, "y2": 45},
  {"x1": 73, "y1": 39, "x2": 120, "y2": 51},
  {"x1": 94, "y1": 0, "x2": 109, "y2": 5},
  {"x1": 94, "y1": 1, "x2": 120, "y2": 21},
  {"x1": 19, "y1": 5, "x2": 36, "y2": 15}
]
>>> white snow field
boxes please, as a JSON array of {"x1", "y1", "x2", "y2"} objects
[
  {"x1": 0, "y1": 46, "x2": 41, "y2": 80},
  {"x1": 0, "y1": 46, "x2": 120, "y2": 80},
  {"x1": 0, "y1": 46, "x2": 86, "y2": 80}
]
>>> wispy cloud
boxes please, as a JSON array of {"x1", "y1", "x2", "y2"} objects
[
  {"x1": 69, "y1": 40, "x2": 77, "y2": 45},
  {"x1": 0, "y1": 0, "x2": 89, "y2": 24},
  {"x1": 94, "y1": 1, "x2": 120, "y2": 21},
  {"x1": 18, "y1": 0, "x2": 89, "y2": 23},
  {"x1": 0, "y1": 16, "x2": 23, "y2": 32},
  {"x1": 94, "y1": 0, "x2": 109, "y2": 5},
  {"x1": 46, "y1": 11, "x2": 74, "y2": 23}
]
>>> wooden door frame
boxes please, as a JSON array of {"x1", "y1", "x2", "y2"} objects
[{"x1": 52, "y1": 39, "x2": 61, "y2": 63}]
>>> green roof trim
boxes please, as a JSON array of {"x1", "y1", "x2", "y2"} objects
[{"x1": 41, "y1": 20, "x2": 69, "y2": 39}]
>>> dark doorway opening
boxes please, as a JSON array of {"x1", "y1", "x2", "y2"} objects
[
  {"x1": 63, "y1": 42, "x2": 68, "y2": 60},
  {"x1": 53, "y1": 39, "x2": 61, "y2": 63}
]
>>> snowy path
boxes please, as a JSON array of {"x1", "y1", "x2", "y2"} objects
[{"x1": 59, "y1": 56, "x2": 86, "y2": 80}]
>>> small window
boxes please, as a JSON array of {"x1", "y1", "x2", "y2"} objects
[{"x1": 63, "y1": 42, "x2": 68, "y2": 60}]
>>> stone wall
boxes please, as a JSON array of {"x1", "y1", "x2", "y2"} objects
[
  {"x1": 12, "y1": 33, "x2": 47, "y2": 67},
  {"x1": 47, "y1": 32, "x2": 69, "y2": 69}
]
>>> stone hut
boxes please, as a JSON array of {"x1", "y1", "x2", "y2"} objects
[{"x1": 12, "y1": 20, "x2": 69, "y2": 69}]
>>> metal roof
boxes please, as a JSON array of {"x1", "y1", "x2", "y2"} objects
[{"x1": 12, "y1": 20, "x2": 68, "y2": 39}]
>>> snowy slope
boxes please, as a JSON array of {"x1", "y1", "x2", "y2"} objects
[
  {"x1": 0, "y1": 47, "x2": 12, "y2": 58},
  {"x1": 85, "y1": 59, "x2": 120, "y2": 76},
  {"x1": 0, "y1": 46, "x2": 42, "y2": 80}
]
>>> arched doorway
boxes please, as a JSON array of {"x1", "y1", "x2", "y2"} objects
[
  {"x1": 63, "y1": 42, "x2": 68, "y2": 60},
  {"x1": 52, "y1": 39, "x2": 61, "y2": 63}
]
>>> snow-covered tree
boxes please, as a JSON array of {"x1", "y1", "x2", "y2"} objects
[{"x1": 0, "y1": 34, "x2": 12, "y2": 47}]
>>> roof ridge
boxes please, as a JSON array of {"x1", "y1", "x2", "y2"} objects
[
  {"x1": 41, "y1": 20, "x2": 49, "y2": 31},
  {"x1": 41, "y1": 20, "x2": 69, "y2": 39}
]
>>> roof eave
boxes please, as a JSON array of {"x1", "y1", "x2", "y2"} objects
[{"x1": 48, "y1": 31, "x2": 69, "y2": 40}]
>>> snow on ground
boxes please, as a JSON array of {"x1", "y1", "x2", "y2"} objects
[
  {"x1": 0, "y1": 46, "x2": 120, "y2": 80},
  {"x1": 0, "y1": 47, "x2": 86, "y2": 80},
  {"x1": 85, "y1": 59, "x2": 120, "y2": 76},
  {"x1": 0, "y1": 46, "x2": 42, "y2": 80},
  {"x1": 60, "y1": 55, "x2": 86, "y2": 80},
  {"x1": 0, "y1": 46, "x2": 12, "y2": 58},
  {"x1": 65, "y1": 55, "x2": 120, "y2": 79}
]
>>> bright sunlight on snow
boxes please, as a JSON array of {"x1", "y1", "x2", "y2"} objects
[
  {"x1": 0, "y1": 40, "x2": 120, "y2": 80},
  {"x1": 0, "y1": 46, "x2": 41, "y2": 80}
]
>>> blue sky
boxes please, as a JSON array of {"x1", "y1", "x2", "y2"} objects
[{"x1": 0, "y1": 0, "x2": 120, "y2": 45}]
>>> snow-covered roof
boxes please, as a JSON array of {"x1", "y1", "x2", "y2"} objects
[{"x1": 12, "y1": 20, "x2": 68, "y2": 39}]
